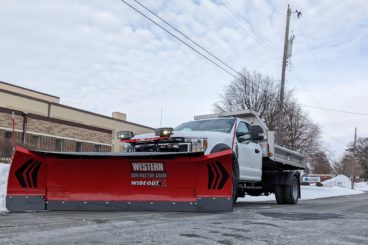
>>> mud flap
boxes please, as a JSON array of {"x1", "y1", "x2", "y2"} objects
[{"x1": 6, "y1": 147, "x2": 233, "y2": 212}]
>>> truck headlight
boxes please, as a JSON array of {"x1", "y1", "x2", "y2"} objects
[{"x1": 185, "y1": 138, "x2": 208, "y2": 152}]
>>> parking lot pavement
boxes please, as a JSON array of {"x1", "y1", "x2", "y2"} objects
[{"x1": 1, "y1": 193, "x2": 368, "y2": 245}]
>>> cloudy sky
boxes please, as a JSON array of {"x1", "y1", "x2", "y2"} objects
[{"x1": 0, "y1": 0, "x2": 367, "y2": 158}]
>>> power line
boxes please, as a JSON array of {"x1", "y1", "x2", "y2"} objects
[
  {"x1": 299, "y1": 104, "x2": 368, "y2": 116},
  {"x1": 122, "y1": 0, "x2": 360, "y2": 147},
  {"x1": 220, "y1": 0, "x2": 281, "y2": 53},
  {"x1": 120, "y1": 0, "x2": 238, "y2": 79},
  {"x1": 320, "y1": 130, "x2": 347, "y2": 147},
  {"x1": 216, "y1": 0, "x2": 281, "y2": 59},
  {"x1": 286, "y1": 67, "x2": 367, "y2": 117},
  {"x1": 293, "y1": 22, "x2": 358, "y2": 127},
  {"x1": 132, "y1": 0, "x2": 242, "y2": 77}
]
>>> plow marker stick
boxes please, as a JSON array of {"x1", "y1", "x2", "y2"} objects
[{"x1": 7, "y1": 147, "x2": 233, "y2": 212}]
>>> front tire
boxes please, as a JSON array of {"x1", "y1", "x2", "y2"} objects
[
  {"x1": 232, "y1": 171, "x2": 238, "y2": 203},
  {"x1": 232, "y1": 155, "x2": 239, "y2": 204}
]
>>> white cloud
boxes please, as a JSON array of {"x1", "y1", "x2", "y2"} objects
[{"x1": 0, "y1": 0, "x2": 367, "y2": 157}]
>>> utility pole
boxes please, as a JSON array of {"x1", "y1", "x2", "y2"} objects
[
  {"x1": 278, "y1": 5, "x2": 300, "y2": 131},
  {"x1": 351, "y1": 127, "x2": 357, "y2": 189},
  {"x1": 279, "y1": 4, "x2": 291, "y2": 115}
]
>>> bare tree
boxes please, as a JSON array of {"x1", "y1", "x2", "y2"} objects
[
  {"x1": 336, "y1": 137, "x2": 368, "y2": 178},
  {"x1": 309, "y1": 151, "x2": 333, "y2": 174},
  {"x1": 214, "y1": 69, "x2": 322, "y2": 161},
  {"x1": 355, "y1": 137, "x2": 368, "y2": 179},
  {"x1": 214, "y1": 70, "x2": 280, "y2": 130},
  {"x1": 334, "y1": 154, "x2": 363, "y2": 177}
]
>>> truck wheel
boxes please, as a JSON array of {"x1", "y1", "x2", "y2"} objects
[
  {"x1": 275, "y1": 185, "x2": 285, "y2": 204},
  {"x1": 283, "y1": 176, "x2": 299, "y2": 204},
  {"x1": 232, "y1": 171, "x2": 238, "y2": 203},
  {"x1": 275, "y1": 176, "x2": 299, "y2": 204},
  {"x1": 232, "y1": 155, "x2": 239, "y2": 204}
]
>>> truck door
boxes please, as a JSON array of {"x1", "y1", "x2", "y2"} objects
[{"x1": 235, "y1": 121, "x2": 262, "y2": 182}]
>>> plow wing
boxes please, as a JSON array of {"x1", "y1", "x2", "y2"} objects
[{"x1": 6, "y1": 147, "x2": 233, "y2": 212}]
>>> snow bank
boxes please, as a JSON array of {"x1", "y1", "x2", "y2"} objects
[
  {"x1": 0, "y1": 163, "x2": 10, "y2": 212},
  {"x1": 238, "y1": 185, "x2": 364, "y2": 203},
  {"x1": 322, "y1": 175, "x2": 352, "y2": 188},
  {"x1": 354, "y1": 182, "x2": 368, "y2": 191},
  {"x1": 300, "y1": 186, "x2": 364, "y2": 199},
  {"x1": 321, "y1": 175, "x2": 368, "y2": 191}
]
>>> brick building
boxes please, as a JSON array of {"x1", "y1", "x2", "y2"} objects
[{"x1": 0, "y1": 81, "x2": 154, "y2": 162}]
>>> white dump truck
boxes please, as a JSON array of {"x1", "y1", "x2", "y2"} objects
[{"x1": 121, "y1": 110, "x2": 305, "y2": 205}]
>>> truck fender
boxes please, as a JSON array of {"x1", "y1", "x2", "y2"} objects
[
  {"x1": 275, "y1": 171, "x2": 301, "y2": 198},
  {"x1": 210, "y1": 143, "x2": 231, "y2": 154},
  {"x1": 210, "y1": 143, "x2": 240, "y2": 200},
  {"x1": 210, "y1": 143, "x2": 238, "y2": 182}
]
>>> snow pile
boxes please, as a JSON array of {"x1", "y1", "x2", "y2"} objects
[
  {"x1": 321, "y1": 175, "x2": 368, "y2": 191},
  {"x1": 355, "y1": 182, "x2": 368, "y2": 191},
  {"x1": 322, "y1": 175, "x2": 351, "y2": 188},
  {"x1": 238, "y1": 185, "x2": 364, "y2": 203},
  {"x1": 300, "y1": 186, "x2": 363, "y2": 199},
  {"x1": 0, "y1": 163, "x2": 10, "y2": 212}
]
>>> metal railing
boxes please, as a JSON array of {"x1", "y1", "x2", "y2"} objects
[{"x1": 0, "y1": 129, "x2": 111, "y2": 163}]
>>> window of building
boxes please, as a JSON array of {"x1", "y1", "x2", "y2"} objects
[{"x1": 76, "y1": 142, "x2": 82, "y2": 152}]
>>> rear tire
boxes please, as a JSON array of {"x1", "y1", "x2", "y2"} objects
[
  {"x1": 275, "y1": 185, "x2": 285, "y2": 204},
  {"x1": 275, "y1": 176, "x2": 299, "y2": 205},
  {"x1": 284, "y1": 176, "x2": 299, "y2": 204}
]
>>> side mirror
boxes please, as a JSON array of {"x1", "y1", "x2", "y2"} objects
[
  {"x1": 236, "y1": 131, "x2": 250, "y2": 143},
  {"x1": 236, "y1": 131, "x2": 246, "y2": 138},
  {"x1": 250, "y1": 125, "x2": 264, "y2": 140},
  {"x1": 117, "y1": 131, "x2": 134, "y2": 140}
]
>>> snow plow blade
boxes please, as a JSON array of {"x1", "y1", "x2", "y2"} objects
[{"x1": 6, "y1": 147, "x2": 233, "y2": 212}]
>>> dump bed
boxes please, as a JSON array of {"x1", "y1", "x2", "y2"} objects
[{"x1": 261, "y1": 131, "x2": 305, "y2": 170}]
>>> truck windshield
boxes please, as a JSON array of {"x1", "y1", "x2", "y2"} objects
[{"x1": 175, "y1": 119, "x2": 235, "y2": 133}]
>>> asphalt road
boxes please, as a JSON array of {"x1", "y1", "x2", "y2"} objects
[{"x1": 1, "y1": 193, "x2": 368, "y2": 245}]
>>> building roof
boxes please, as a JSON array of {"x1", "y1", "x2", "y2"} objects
[
  {"x1": 0, "y1": 81, "x2": 60, "y2": 103},
  {"x1": 0, "y1": 82, "x2": 154, "y2": 131}
]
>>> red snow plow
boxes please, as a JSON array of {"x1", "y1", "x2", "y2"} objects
[{"x1": 6, "y1": 146, "x2": 233, "y2": 212}]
